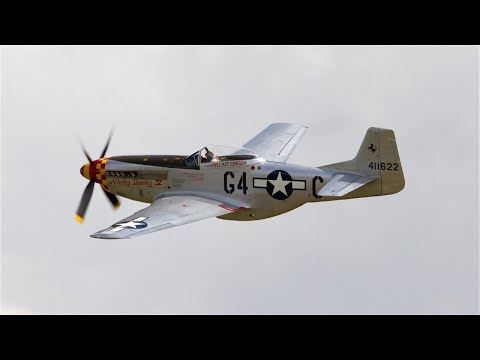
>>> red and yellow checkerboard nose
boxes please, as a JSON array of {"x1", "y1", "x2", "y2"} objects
[{"x1": 80, "y1": 158, "x2": 109, "y2": 190}]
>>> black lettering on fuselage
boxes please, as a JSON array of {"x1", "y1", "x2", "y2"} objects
[
  {"x1": 312, "y1": 176, "x2": 323, "y2": 199},
  {"x1": 224, "y1": 171, "x2": 234, "y2": 194}
]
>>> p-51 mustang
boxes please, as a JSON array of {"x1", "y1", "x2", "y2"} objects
[{"x1": 76, "y1": 124, "x2": 405, "y2": 239}]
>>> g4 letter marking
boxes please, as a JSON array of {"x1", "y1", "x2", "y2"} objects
[
  {"x1": 237, "y1": 172, "x2": 248, "y2": 194},
  {"x1": 224, "y1": 171, "x2": 234, "y2": 194},
  {"x1": 224, "y1": 171, "x2": 248, "y2": 195}
]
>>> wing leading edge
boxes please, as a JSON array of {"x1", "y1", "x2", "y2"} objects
[
  {"x1": 242, "y1": 123, "x2": 308, "y2": 163},
  {"x1": 91, "y1": 195, "x2": 244, "y2": 239}
]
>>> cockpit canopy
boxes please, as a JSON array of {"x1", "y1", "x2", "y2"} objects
[{"x1": 184, "y1": 145, "x2": 259, "y2": 169}]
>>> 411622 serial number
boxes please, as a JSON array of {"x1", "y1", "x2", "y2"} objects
[{"x1": 369, "y1": 162, "x2": 399, "y2": 171}]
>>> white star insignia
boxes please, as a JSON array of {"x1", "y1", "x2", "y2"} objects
[
  {"x1": 108, "y1": 217, "x2": 147, "y2": 232},
  {"x1": 268, "y1": 172, "x2": 291, "y2": 196},
  {"x1": 118, "y1": 221, "x2": 142, "y2": 229}
]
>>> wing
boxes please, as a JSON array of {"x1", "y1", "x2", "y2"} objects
[
  {"x1": 317, "y1": 173, "x2": 378, "y2": 197},
  {"x1": 90, "y1": 195, "x2": 243, "y2": 239},
  {"x1": 242, "y1": 123, "x2": 308, "y2": 163}
]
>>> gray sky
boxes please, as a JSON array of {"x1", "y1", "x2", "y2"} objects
[{"x1": 1, "y1": 45, "x2": 478, "y2": 314}]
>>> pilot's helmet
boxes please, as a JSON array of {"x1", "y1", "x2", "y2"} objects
[{"x1": 205, "y1": 150, "x2": 214, "y2": 161}]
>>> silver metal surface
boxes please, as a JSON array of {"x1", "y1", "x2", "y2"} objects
[{"x1": 83, "y1": 124, "x2": 405, "y2": 239}]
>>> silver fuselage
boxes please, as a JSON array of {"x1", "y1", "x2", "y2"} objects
[{"x1": 102, "y1": 155, "x2": 333, "y2": 221}]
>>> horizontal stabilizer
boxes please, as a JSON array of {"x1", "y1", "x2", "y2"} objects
[{"x1": 317, "y1": 173, "x2": 377, "y2": 197}]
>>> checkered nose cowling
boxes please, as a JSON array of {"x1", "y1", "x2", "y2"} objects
[{"x1": 80, "y1": 158, "x2": 109, "y2": 190}]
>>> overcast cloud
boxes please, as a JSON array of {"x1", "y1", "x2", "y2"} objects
[{"x1": 1, "y1": 45, "x2": 478, "y2": 314}]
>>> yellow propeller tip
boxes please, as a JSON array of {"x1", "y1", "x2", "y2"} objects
[
  {"x1": 75, "y1": 214, "x2": 84, "y2": 223},
  {"x1": 114, "y1": 202, "x2": 121, "y2": 209}
]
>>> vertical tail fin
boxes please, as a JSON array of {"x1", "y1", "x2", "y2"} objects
[
  {"x1": 356, "y1": 127, "x2": 405, "y2": 195},
  {"x1": 321, "y1": 127, "x2": 405, "y2": 197}
]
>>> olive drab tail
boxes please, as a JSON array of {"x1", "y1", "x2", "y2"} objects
[{"x1": 320, "y1": 127, "x2": 405, "y2": 198}]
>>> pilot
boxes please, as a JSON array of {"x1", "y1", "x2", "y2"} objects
[
  {"x1": 205, "y1": 149, "x2": 214, "y2": 162},
  {"x1": 201, "y1": 148, "x2": 215, "y2": 163}
]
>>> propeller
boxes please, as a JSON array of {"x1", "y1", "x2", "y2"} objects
[{"x1": 75, "y1": 130, "x2": 120, "y2": 223}]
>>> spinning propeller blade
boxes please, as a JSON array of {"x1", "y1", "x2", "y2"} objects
[
  {"x1": 103, "y1": 188, "x2": 120, "y2": 208},
  {"x1": 75, "y1": 180, "x2": 94, "y2": 223},
  {"x1": 100, "y1": 129, "x2": 114, "y2": 159},
  {"x1": 75, "y1": 129, "x2": 120, "y2": 223}
]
